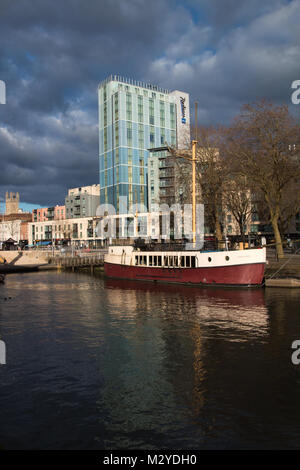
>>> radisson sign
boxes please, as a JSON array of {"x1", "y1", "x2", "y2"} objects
[{"x1": 180, "y1": 96, "x2": 186, "y2": 124}]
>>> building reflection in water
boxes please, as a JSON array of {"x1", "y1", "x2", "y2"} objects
[{"x1": 101, "y1": 278, "x2": 269, "y2": 446}]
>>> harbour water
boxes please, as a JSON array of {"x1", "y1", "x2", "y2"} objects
[{"x1": 1, "y1": 271, "x2": 300, "y2": 450}]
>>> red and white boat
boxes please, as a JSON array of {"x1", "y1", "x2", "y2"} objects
[{"x1": 104, "y1": 245, "x2": 266, "y2": 287}]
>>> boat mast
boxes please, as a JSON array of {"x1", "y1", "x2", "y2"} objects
[
  {"x1": 192, "y1": 139, "x2": 197, "y2": 245},
  {"x1": 192, "y1": 101, "x2": 198, "y2": 245}
]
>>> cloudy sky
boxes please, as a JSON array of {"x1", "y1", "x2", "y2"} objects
[{"x1": 0, "y1": 0, "x2": 299, "y2": 208}]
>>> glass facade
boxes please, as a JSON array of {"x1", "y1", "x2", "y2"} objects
[{"x1": 98, "y1": 76, "x2": 180, "y2": 213}]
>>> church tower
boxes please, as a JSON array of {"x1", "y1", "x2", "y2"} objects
[{"x1": 5, "y1": 191, "x2": 19, "y2": 215}]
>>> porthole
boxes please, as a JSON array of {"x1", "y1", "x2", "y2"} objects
[
  {"x1": 225, "y1": 255, "x2": 229, "y2": 261},
  {"x1": 208, "y1": 257, "x2": 212, "y2": 262}
]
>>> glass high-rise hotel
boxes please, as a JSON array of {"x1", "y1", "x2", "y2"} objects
[{"x1": 98, "y1": 75, "x2": 190, "y2": 213}]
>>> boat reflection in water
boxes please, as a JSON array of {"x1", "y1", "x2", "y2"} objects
[{"x1": 104, "y1": 278, "x2": 268, "y2": 339}]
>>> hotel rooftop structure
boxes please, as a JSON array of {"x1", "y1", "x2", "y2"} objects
[{"x1": 98, "y1": 75, "x2": 190, "y2": 213}]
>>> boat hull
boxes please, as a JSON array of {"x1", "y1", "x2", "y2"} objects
[{"x1": 104, "y1": 261, "x2": 265, "y2": 286}]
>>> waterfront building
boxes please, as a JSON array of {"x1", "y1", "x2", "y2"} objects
[
  {"x1": 148, "y1": 146, "x2": 178, "y2": 210},
  {"x1": 98, "y1": 75, "x2": 190, "y2": 213},
  {"x1": 0, "y1": 218, "x2": 30, "y2": 243},
  {"x1": 65, "y1": 185, "x2": 100, "y2": 219},
  {"x1": 29, "y1": 216, "x2": 101, "y2": 247},
  {"x1": 32, "y1": 206, "x2": 65, "y2": 222}
]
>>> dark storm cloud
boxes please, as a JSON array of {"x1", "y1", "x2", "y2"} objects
[{"x1": 0, "y1": 0, "x2": 299, "y2": 206}]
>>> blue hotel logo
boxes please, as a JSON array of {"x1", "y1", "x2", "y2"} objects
[{"x1": 180, "y1": 96, "x2": 186, "y2": 124}]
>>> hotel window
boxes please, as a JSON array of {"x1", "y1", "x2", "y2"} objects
[
  {"x1": 150, "y1": 126, "x2": 155, "y2": 147},
  {"x1": 140, "y1": 186, "x2": 145, "y2": 205},
  {"x1": 149, "y1": 99, "x2": 154, "y2": 125},
  {"x1": 128, "y1": 187, "x2": 133, "y2": 207},
  {"x1": 128, "y1": 166, "x2": 132, "y2": 184},
  {"x1": 104, "y1": 127, "x2": 108, "y2": 152},
  {"x1": 127, "y1": 122, "x2": 132, "y2": 144},
  {"x1": 103, "y1": 102, "x2": 107, "y2": 127},
  {"x1": 160, "y1": 101, "x2": 165, "y2": 127},
  {"x1": 138, "y1": 124, "x2": 144, "y2": 149},
  {"x1": 170, "y1": 103, "x2": 176, "y2": 129},
  {"x1": 115, "y1": 122, "x2": 119, "y2": 146},
  {"x1": 114, "y1": 93, "x2": 119, "y2": 121},
  {"x1": 126, "y1": 93, "x2": 132, "y2": 121},
  {"x1": 116, "y1": 185, "x2": 120, "y2": 212},
  {"x1": 138, "y1": 96, "x2": 143, "y2": 122}
]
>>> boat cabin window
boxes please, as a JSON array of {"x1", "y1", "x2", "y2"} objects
[{"x1": 134, "y1": 254, "x2": 195, "y2": 268}]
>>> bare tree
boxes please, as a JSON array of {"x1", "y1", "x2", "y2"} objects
[
  {"x1": 224, "y1": 100, "x2": 300, "y2": 259},
  {"x1": 224, "y1": 175, "x2": 253, "y2": 243}
]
